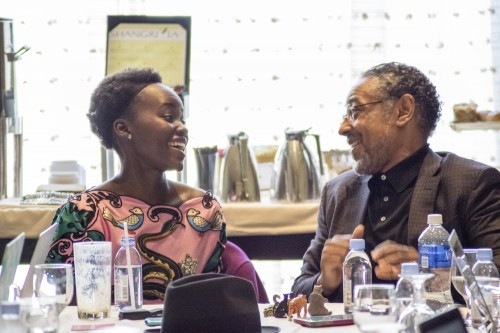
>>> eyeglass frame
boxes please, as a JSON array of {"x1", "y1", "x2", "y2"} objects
[{"x1": 342, "y1": 100, "x2": 384, "y2": 122}]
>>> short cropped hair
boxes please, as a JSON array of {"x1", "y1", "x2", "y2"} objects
[
  {"x1": 362, "y1": 62, "x2": 442, "y2": 137},
  {"x1": 87, "y1": 67, "x2": 162, "y2": 149}
]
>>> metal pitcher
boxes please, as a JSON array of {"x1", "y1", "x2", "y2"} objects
[
  {"x1": 220, "y1": 132, "x2": 260, "y2": 202},
  {"x1": 0, "y1": 18, "x2": 29, "y2": 198},
  {"x1": 193, "y1": 146, "x2": 218, "y2": 192},
  {"x1": 271, "y1": 128, "x2": 324, "y2": 202}
]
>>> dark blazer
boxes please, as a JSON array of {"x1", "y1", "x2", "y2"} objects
[{"x1": 291, "y1": 149, "x2": 500, "y2": 302}]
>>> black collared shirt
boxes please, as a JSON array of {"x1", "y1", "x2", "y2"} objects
[{"x1": 364, "y1": 144, "x2": 429, "y2": 283}]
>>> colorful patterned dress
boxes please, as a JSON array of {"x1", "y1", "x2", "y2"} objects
[{"x1": 46, "y1": 189, "x2": 226, "y2": 302}]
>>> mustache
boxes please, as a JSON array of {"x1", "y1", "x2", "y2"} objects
[{"x1": 347, "y1": 134, "x2": 361, "y2": 145}]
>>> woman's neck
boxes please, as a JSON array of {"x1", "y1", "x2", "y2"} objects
[{"x1": 97, "y1": 171, "x2": 181, "y2": 206}]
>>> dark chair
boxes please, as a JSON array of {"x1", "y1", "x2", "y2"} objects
[{"x1": 220, "y1": 241, "x2": 270, "y2": 303}]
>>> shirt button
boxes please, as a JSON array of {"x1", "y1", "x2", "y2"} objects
[
  {"x1": 383, "y1": 196, "x2": 389, "y2": 202},
  {"x1": 381, "y1": 175, "x2": 387, "y2": 180},
  {"x1": 380, "y1": 216, "x2": 386, "y2": 222}
]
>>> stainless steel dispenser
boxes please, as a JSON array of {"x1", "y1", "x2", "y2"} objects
[
  {"x1": 193, "y1": 146, "x2": 218, "y2": 192},
  {"x1": 271, "y1": 128, "x2": 324, "y2": 202},
  {"x1": 0, "y1": 18, "x2": 29, "y2": 198},
  {"x1": 220, "y1": 132, "x2": 260, "y2": 202}
]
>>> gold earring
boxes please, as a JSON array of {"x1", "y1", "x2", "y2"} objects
[{"x1": 127, "y1": 133, "x2": 132, "y2": 140}]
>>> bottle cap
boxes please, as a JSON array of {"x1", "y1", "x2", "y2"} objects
[
  {"x1": 427, "y1": 214, "x2": 443, "y2": 225},
  {"x1": 476, "y1": 248, "x2": 493, "y2": 261},
  {"x1": 400, "y1": 262, "x2": 419, "y2": 277},
  {"x1": 349, "y1": 239, "x2": 365, "y2": 250}
]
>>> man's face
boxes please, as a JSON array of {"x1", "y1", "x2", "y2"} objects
[{"x1": 339, "y1": 77, "x2": 398, "y2": 175}]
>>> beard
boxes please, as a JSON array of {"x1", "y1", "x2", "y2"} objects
[{"x1": 352, "y1": 131, "x2": 393, "y2": 176}]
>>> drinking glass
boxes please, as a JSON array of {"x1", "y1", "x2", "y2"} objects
[
  {"x1": 33, "y1": 263, "x2": 74, "y2": 315},
  {"x1": 353, "y1": 284, "x2": 403, "y2": 333},
  {"x1": 451, "y1": 248, "x2": 477, "y2": 327},
  {"x1": 73, "y1": 241, "x2": 112, "y2": 319},
  {"x1": 19, "y1": 296, "x2": 58, "y2": 333},
  {"x1": 398, "y1": 273, "x2": 436, "y2": 333},
  {"x1": 490, "y1": 287, "x2": 500, "y2": 330},
  {"x1": 26, "y1": 263, "x2": 73, "y2": 332}
]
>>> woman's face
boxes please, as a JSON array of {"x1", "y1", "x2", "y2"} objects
[{"x1": 123, "y1": 83, "x2": 188, "y2": 172}]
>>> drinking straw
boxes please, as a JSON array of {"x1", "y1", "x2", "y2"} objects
[{"x1": 123, "y1": 222, "x2": 136, "y2": 309}]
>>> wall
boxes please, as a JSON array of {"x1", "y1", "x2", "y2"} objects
[{"x1": 0, "y1": 0, "x2": 498, "y2": 196}]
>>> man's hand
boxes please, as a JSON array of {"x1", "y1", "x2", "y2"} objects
[
  {"x1": 317, "y1": 225, "x2": 365, "y2": 296},
  {"x1": 371, "y1": 240, "x2": 419, "y2": 280}
]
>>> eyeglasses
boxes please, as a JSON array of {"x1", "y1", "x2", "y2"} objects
[{"x1": 342, "y1": 100, "x2": 383, "y2": 122}]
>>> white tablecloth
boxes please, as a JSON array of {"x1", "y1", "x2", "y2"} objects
[{"x1": 58, "y1": 303, "x2": 360, "y2": 333}]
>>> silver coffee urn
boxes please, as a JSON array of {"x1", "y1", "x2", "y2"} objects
[
  {"x1": 271, "y1": 128, "x2": 324, "y2": 203},
  {"x1": 0, "y1": 18, "x2": 29, "y2": 199}
]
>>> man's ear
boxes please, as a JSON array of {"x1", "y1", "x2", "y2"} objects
[{"x1": 395, "y1": 93, "x2": 415, "y2": 127}]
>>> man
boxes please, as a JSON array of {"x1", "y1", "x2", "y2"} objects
[{"x1": 291, "y1": 62, "x2": 500, "y2": 302}]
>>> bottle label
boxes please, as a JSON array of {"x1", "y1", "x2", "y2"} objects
[
  {"x1": 419, "y1": 245, "x2": 451, "y2": 269},
  {"x1": 115, "y1": 272, "x2": 129, "y2": 302},
  {"x1": 421, "y1": 255, "x2": 429, "y2": 269},
  {"x1": 344, "y1": 279, "x2": 352, "y2": 305}
]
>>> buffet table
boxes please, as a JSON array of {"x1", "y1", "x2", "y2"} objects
[
  {"x1": 0, "y1": 199, "x2": 319, "y2": 260},
  {"x1": 57, "y1": 303, "x2": 360, "y2": 333}
]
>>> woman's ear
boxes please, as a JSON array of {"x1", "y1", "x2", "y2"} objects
[
  {"x1": 113, "y1": 119, "x2": 131, "y2": 140},
  {"x1": 395, "y1": 93, "x2": 415, "y2": 127}
]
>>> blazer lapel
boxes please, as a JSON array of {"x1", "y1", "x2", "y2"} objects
[
  {"x1": 347, "y1": 175, "x2": 370, "y2": 227},
  {"x1": 408, "y1": 150, "x2": 443, "y2": 246}
]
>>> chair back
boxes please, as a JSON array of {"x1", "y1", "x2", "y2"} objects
[{"x1": 221, "y1": 241, "x2": 269, "y2": 303}]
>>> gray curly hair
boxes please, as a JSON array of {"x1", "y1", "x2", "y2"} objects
[{"x1": 362, "y1": 62, "x2": 442, "y2": 137}]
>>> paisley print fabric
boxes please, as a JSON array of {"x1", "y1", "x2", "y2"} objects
[{"x1": 46, "y1": 189, "x2": 226, "y2": 302}]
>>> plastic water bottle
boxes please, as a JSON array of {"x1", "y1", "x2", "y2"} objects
[
  {"x1": 114, "y1": 236, "x2": 143, "y2": 310},
  {"x1": 395, "y1": 262, "x2": 419, "y2": 319},
  {"x1": 472, "y1": 248, "x2": 499, "y2": 280},
  {"x1": 343, "y1": 239, "x2": 372, "y2": 314},
  {"x1": 418, "y1": 214, "x2": 453, "y2": 311},
  {"x1": 471, "y1": 248, "x2": 499, "y2": 328}
]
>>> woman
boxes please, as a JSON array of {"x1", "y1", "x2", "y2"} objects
[{"x1": 46, "y1": 68, "x2": 226, "y2": 302}]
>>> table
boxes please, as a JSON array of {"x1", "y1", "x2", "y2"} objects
[
  {"x1": 4, "y1": 265, "x2": 353, "y2": 332},
  {"x1": 5, "y1": 266, "x2": 471, "y2": 333},
  {"x1": 0, "y1": 199, "x2": 319, "y2": 260},
  {"x1": 58, "y1": 303, "x2": 360, "y2": 333}
]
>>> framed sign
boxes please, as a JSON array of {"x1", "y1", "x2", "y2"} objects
[
  {"x1": 106, "y1": 15, "x2": 191, "y2": 91},
  {"x1": 102, "y1": 16, "x2": 191, "y2": 181}
]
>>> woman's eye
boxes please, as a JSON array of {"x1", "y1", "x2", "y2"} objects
[{"x1": 163, "y1": 114, "x2": 173, "y2": 121}]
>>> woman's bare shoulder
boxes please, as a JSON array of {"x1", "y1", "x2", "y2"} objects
[{"x1": 171, "y1": 181, "x2": 206, "y2": 201}]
